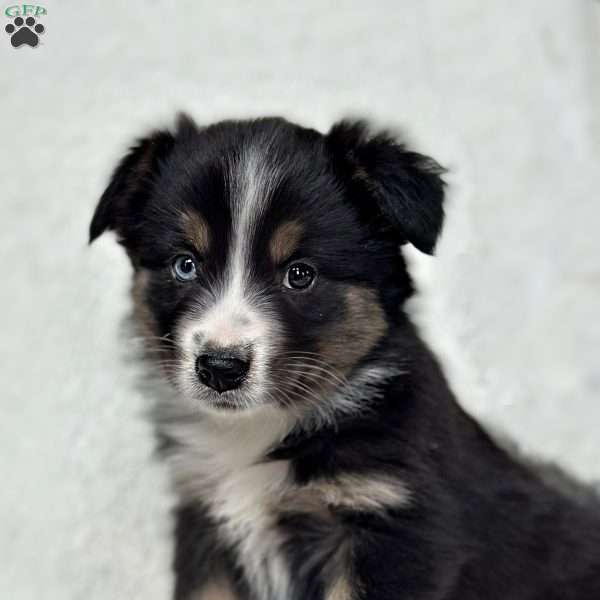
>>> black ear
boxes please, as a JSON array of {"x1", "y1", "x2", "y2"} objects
[
  {"x1": 89, "y1": 122, "x2": 185, "y2": 244},
  {"x1": 326, "y1": 119, "x2": 446, "y2": 254}
]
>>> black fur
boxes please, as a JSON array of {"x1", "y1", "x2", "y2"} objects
[
  {"x1": 91, "y1": 114, "x2": 600, "y2": 600},
  {"x1": 274, "y1": 326, "x2": 600, "y2": 599},
  {"x1": 90, "y1": 128, "x2": 176, "y2": 247},
  {"x1": 326, "y1": 119, "x2": 446, "y2": 255},
  {"x1": 173, "y1": 504, "x2": 251, "y2": 600}
]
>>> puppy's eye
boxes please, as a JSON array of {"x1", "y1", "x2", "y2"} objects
[
  {"x1": 284, "y1": 262, "x2": 316, "y2": 290},
  {"x1": 172, "y1": 255, "x2": 198, "y2": 282}
]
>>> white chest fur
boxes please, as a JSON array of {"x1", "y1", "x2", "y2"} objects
[
  {"x1": 163, "y1": 406, "x2": 296, "y2": 599},
  {"x1": 159, "y1": 397, "x2": 411, "y2": 600}
]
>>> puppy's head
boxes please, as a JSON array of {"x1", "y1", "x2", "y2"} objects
[{"x1": 90, "y1": 115, "x2": 445, "y2": 418}]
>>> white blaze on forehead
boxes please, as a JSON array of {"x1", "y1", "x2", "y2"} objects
[
  {"x1": 178, "y1": 143, "x2": 283, "y2": 380},
  {"x1": 199, "y1": 145, "x2": 282, "y2": 345},
  {"x1": 229, "y1": 147, "x2": 280, "y2": 298}
]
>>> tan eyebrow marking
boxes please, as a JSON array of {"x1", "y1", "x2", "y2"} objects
[
  {"x1": 181, "y1": 209, "x2": 210, "y2": 254},
  {"x1": 269, "y1": 220, "x2": 304, "y2": 264}
]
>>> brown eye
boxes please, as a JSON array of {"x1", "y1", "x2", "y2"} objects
[
  {"x1": 172, "y1": 255, "x2": 198, "y2": 282},
  {"x1": 284, "y1": 262, "x2": 316, "y2": 290}
]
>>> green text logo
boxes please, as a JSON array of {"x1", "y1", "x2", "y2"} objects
[{"x1": 5, "y1": 4, "x2": 46, "y2": 18}]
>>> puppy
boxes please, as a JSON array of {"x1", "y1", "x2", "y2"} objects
[{"x1": 90, "y1": 115, "x2": 600, "y2": 600}]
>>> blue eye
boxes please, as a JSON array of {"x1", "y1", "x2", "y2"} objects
[{"x1": 172, "y1": 255, "x2": 198, "y2": 282}]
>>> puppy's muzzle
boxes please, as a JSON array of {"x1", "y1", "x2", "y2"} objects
[{"x1": 195, "y1": 350, "x2": 250, "y2": 393}]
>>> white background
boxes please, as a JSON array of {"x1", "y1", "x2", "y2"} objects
[{"x1": 1, "y1": 1, "x2": 599, "y2": 598}]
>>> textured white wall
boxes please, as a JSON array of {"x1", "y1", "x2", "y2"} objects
[{"x1": 1, "y1": 1, "x2": 599, "y2": 598}]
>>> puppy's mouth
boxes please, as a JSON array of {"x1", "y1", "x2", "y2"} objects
[
  {"x1": 160, "y1": 344, "x2": 266, "y2": 412},
  {"x1": 158, "y1": 342, "x2": 347, "y2": 415},
  {"x1": 201, "y1": 390, "x2": 252, "y2": 411}
]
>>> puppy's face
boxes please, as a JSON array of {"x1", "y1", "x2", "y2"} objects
[{"x1": 90, "y1": 116, "x2": 444, "y2": 417}]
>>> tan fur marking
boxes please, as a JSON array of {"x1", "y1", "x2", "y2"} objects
[
  {"x1": 131, "y1": 269, "x2": 159, "y2": 340},
  {"x1": 286, "y1": 473, "x2": 411, "y2": 513},
  {"x1": 191, "y1": 579, "x2": 238, "y2": 600},
  {"x1": 131, "y1": 269, "x2": 179, "y2": 379},
  {"x1": 319, "y1": 286, "x2": 388, "y2": 374},
  {"x1": 269, "y1": 220, "x2": 304, "y2": 264},
  {"x1": 182, "y1": 209, "x2": 210, "y2": 254},
  {"x1": 326, "y1": 574, "x2": 355, "y2": 600}
]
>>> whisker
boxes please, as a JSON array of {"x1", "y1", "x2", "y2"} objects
[
  {"x1": 278, "y1": 378, "x2": 328, "y2": 409},
  {"x1": 129, "y1": 334, "x2": 178, "y2": 345},
  {"x1": 141, "y1": 348, "x2": 179, "y2": 355},
  {"x1": 271, "y1": 362, "x2": 347, "y2": 389},
  {"x1": 278, "y1": 355, "x2": 348, "y2": 383},
  {"x1": 280, "y1": 383, "x2": 334, "y2": 427},
  {"x1": 262, "y1": 387, "x2": 303, "y2": 422},
  {"x1": 275, "y1": 369, "x2": 342, "y2": 392},
  {"x1": 282, "y1": 362, "x2": 348, "y2": 387}
]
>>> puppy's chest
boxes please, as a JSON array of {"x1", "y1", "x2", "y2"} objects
[
  {"x1": 165, "y1": 418, "x2": 412, "y2": 597},
  {"x1": 168, "y1": 421, "x2": 292, "y2": 526},
  {"x1": 203, "y1": 454, "x2": 291, "y2": 545},
  {"x1": 165, "y1": 419, "x2": 320, "y2": 596}
]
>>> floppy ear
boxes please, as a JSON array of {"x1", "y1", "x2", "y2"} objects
[
  {"x1": 326, "y1": 119, "x2": 446, "y2": 254},
  {"x1": 89, "y1": 127, "x2": 177, "y2": 244}
]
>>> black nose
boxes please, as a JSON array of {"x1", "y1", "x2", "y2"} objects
[{"x1": 195, "y1": 351, "x2": 250, "y2": 393}]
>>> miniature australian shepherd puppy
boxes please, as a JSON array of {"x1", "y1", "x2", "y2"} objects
[{"x1": 90, "y1": 114, "x2": 600, "y2": 600}]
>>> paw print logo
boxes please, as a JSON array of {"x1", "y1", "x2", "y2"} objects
[{"x1": 5, "y1": 16, "x2": 45, "y2": 48}]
